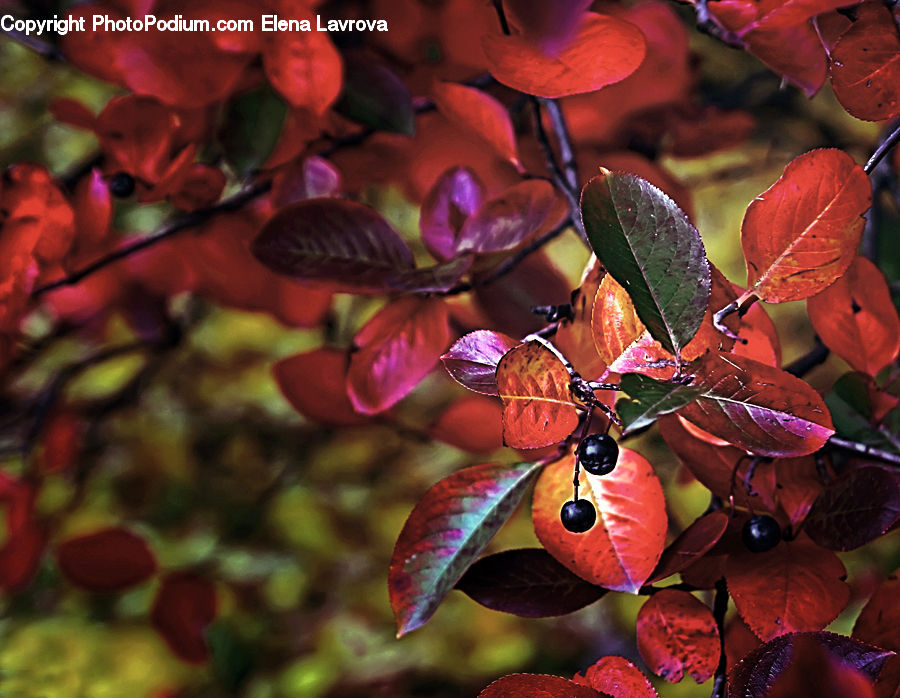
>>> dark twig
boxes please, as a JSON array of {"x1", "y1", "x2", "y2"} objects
[
  {"x1": 32, "y1": 181, "x2": 272, "y2": 297},
  {"x1": 1, "y1": 28, "x2": 65, "y2": 61},
  {"x1": 864, "y1": 120, "x2": 900, "y2": 175},
  {"x1": 694, "y1": 0, "x2": 745, "y2": 48},
  {"x1": 711, "y1": 578, "x2": 729, "y2": 698},
  {"x1": 784, "y1": 338, "x2": 829, "y2": 377},
  {"x1": 828, "y1": 436, "x2": 900, "y2": 466}
]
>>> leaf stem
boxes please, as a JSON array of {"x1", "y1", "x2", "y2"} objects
[
  {"x1": 710, "y1": 578, "x2": 729, "y2": 698},
  {"x1": 784, "y1": 338, "x2": 829, "y2": 377},
  {"x1": 864, "y1": 119, "x2": 900, "y2": 175},
  {"x1": 1, "y1": 27, "x2": 65, "y2": 61}
]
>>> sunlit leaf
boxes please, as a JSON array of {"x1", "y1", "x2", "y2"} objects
[
  {"x1": 441, "y1": 330, "x2": 518, "y2": 396},
  {"x1": 496, "y1": 341, "x2": 580, "y2": 449},
  {"x1": 740, "y1": 148, "x2": 870, "y2": 303},
  {"x1": 420, "y1": 167, "x2": 486, "y2": 262},
  {"x1": 581, "y1": 170, "x2": 710, "y2": 358},
  {"x1": 389, "y1": 461, "x2": 542, "y2": 636},
  {"x1": 573, "y1": 656, "x2": 658, "y2": 698},
  {"x1": 482, "y1": 12, "x2": 646, "y2": 98},
  {"x1": 532, "y1": 450, "x2": 667, "y2": 593}
]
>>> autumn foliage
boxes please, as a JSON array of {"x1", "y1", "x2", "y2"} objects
[{"x1": 1, "y1": 0, "x2": 900, "y2": 695}]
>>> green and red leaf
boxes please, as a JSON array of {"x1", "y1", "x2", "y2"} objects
[{"x1": 389, "y1": 461, "x2": 542, "y2": 636}]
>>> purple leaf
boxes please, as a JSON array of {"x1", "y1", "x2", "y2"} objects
[
  {"x1": 456, "y1": 548, "x2": 606, "y2": 617},
  {"x1": 458, "y1": 180, "x2": 558, "y2": 254},
  {"x1": 441, "y1": 330, "x2": 519, "y2": 396},
  {"x1": 389, "y1": 461, "x2": 543, "y2": 636},
  {"x1": 387, "y1": 254, "x2": 473, "y2": 293},
  {"x1": 251, "y1": 198, "x2": 415, "y2": 292},
  {"x1": 727, "y1": 631, "x2": 893, "y2": 698},
  {"x1": 804, "y1": 465, "x2": 900, "y2": 551},
  {"x1": 271, "y1": 156, "x2": 342, "y2": 207},
  {"x1": 421, "y1": 167, "x2": 486, "y2": 262}
]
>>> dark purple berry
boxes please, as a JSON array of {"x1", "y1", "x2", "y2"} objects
[
  {"x1": 560, "y1": 499, "x2": 595, "y2": 533},
  {"x1": 108, "y1": 172, "x2": 135, "y2": 198},
  {"x1": 578, "y1": 433, "x2": 618, "y2": 476},
  {"x1": 742, "y1": 514, "x2": 781, "y2": 553}
]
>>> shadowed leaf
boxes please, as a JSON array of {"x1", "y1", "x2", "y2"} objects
[
  {"x1": 617, "y1": 373, "x2": 703, "y2": 433},
  {"x1": 441, "y1": 330, "x2": 518, "y2": 396},
  {"x1": 648, "y1": 512, "x2": 729, "y2": 583},
  {"x1": 573, "y1": 656, "x2": 658, "y2": 697}
]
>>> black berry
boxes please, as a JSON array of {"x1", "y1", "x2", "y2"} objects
[
  {"x1": 578, "y1": 433, "x2": 618, "y2": 476},
  {"x1": 108, "y1": 172, "x2": 135, "y2": 198},
  {"x1": 560, "y1": 499, "x2": 596, "y2": 533},
  {"x1": 742, "y1": 514, "x2": 781, "y2": 553}
]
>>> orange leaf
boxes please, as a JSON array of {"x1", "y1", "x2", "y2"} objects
[
  {"x1": 482, "y1": 12, "x2": 647, "y2": 98},
  {"x1": 431, "y1": 81, "x2": 521, "y2": 169},
  {"x1": 532, "y1": 450, "x2": 667, "y2": 593},
  {"x1": 740, "y1": 148, "x2": 870, "y2": 303},
  {"x1": 496, "y1": 341, "x2": 579, "y2": 448},
  {"x1": 808, "y1": 256, "x2": 900, "y2": 376}
]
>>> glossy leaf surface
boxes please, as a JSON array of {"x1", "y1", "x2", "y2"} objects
[
  {"x1": 678, "y1": 353, "x2": 834, "y2": 457},
  {"x1": 482, "y1": 12, "x2": 646, "y2": 98},
  {"x1": 390, "y1": 461, "x2": 542, "y2": 636},
  {"x1": 581, "y1": 171, "x2": 710, "y2": 358},
  {"x1": 457, "y1": 180, "x2": 557, "y2": 254},
  {"x1": 441, "y1": 330, "x2": 518, "y2": 396},
  {"x1": 532, "y1": 451, "x2": 666, "y2": 593},
  {"x1": 456, "y1": 548, "x2": 606, "y2": 617},
  {"x1": 496, "y1": 341, "x2": 580, "y2": 449},
  {"x1": 740, "y1": 149, "x2": 870, "y2": 303},
  {"x1": 637, "y1": 589, "x2": 720, "y2": 683},
  {"x1": 420, "y1": 167, "x2": 486, "y2": 262},
  {"x1": 347, "y1": 297, "x2": 450, "y2": 414},
  {"x1": 617, "y1": 373, "x2": 702, "y2": 433},
  {"x1": 726, "y1": 538, "x2": 850, "y2": 641}
]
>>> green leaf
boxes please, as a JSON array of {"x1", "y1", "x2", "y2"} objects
[
  {"x1": 336, "y1": 53, "x2": 415, "y2": 135},
  {"x1": 218, "y1": 86, "x2": 287, "y2": 175},
  {"x1": 580, "y1": 172, "x2": 710, "y2": 359},
  {"x1": 389, "y1": 461, "x2": 542, "y2": 636},
  {"x1": 617, "y1": 373, "x2": 703, "y2": 433},
  {"x1": 825, "y1": 372, "x2": 900, "y2": 452}
]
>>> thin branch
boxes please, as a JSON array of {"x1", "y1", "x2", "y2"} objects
[
  {"x1": 694, "y1": 0, "x2": 745, "y2": 49},
  {"x1": 540, "y1": 98, "x2": 579, "y2": 192},
  {"x1": 31, "y1": 181, "x2": 272, "y2": 297},
  {"x1": 711, "y1": 578, "x2": 729, "y2": 698},
  {"x1": 442, "y1": 217, "x2": 572, "y2": 295},
  {"x1": 784, "y1": 338, "x2": 829, "y2": 377},
  {"x1": 1, "y1": 28, "x2": 65, "y2": 62},
  {"x1": 828, "y1": 436, "x2": 900, "y2": 466},
  {"x1": 864, "y1": 120, "x2": 900, "y2": 175}
]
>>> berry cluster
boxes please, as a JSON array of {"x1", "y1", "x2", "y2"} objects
[{"x1": 560, "y1": 433, "x2": 619, "y2": 533}]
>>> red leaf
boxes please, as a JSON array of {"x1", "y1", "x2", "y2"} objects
[
  {"x1": 804, "y1": 465, "x2": 900, "y2": 551},
  {"x1": 430, "y1": 394, "x2": 503, "y2": 454},
  {"x1": 168, "y1": 164, "x2": 226, "y2": 212},
  {"x1": 555, "y1": 259, "x2": 607, "y2": 380},
  {"x1": 56, "y1": 527, "x2": 157, "y2": 592},
  {"x1": 732, "y1": 297, "x2": 781, "y2": 367},
  {"x1": 503, "y1": 0, "x2": 592, "y2": 56},
  {"x1": 457, "y1": 180, "x2": 558, "y2": 254},
  {"x1": 347, "y1": 297, "x2": 451, "y2": 414},
  {"x1": 274, "y1": 349, "x2": 369, "y2": 426},
  {"x1": 496, "y1": 341, "x2": 580, "y2": 449},
  {"x1": 479, "y1": 673, "x2": 607, "y2": 697},
  {"x1": 263, "y1": 18, "x2": 342, "y2": 114},
  {"x1": 420, "y1": 167, "x2": 486, "y2": 262},
  {"x1": 726, "y1": 537, "x2": 850, "y2": 641},
  {"x1": 572, "y1": 656, "x2": 658, "y2": 698},
  {"x1": 853, "y1": 573, "x2": 900, "y2": 652},
  {"x1": 740, "y1": 148, "x2": 870, "y2": 303},
  {"x1": 252, "y1": 198, "x2": 416, "y2": 292},
  {"x1": 767, "y1": 634, "x2": 877, "y2": 698},
  {"x1": 390, "y1": 461, "x2": 542, "y2": 636},
  {"x1": 808, "y1": 256, "x2": 900, "y2": 376},
  {"x1": 648, "y1": 511, "x2": 729, "y2": 583},
  {"x1": 636, "y1": 589, "x2": 720, "y2": 683},
  {"x1": 441, "y1": 330, "x2": 518, "y2": 396},
  {"x1": 678, "y1": 352, "x2": 835, "y2": 457},
  {"x1": 774, "y1": 456, "x2": 823, "y2": 526},
  {"x1": 431, "y1": 82, "x2": 521, "y2": 169},
  {"x1": 830, "y1": 3, "x2": 900, "y2": 122},
  {"x1": 727, "y1": 631, "x2": 892, "y2": 698},
  {"x1": 482, "y1": 12, "x2": 647, "y2": 98},
  {"x1": 532, "y1": 450, "x2": 667, "y2": 593},
  {"x1": 151, "y1": 572, "x2": 217, "y2": 664},
  {"x1": 456, "y1": 548, "x2": 606, "y2": 617},
  {"x1": 70, "y1": 168, "x2": 112, "y2": 253}
]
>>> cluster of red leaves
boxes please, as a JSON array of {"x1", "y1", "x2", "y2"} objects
[{"x1": 1, "y1": 0, "x2": 898, "y2": 689}]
